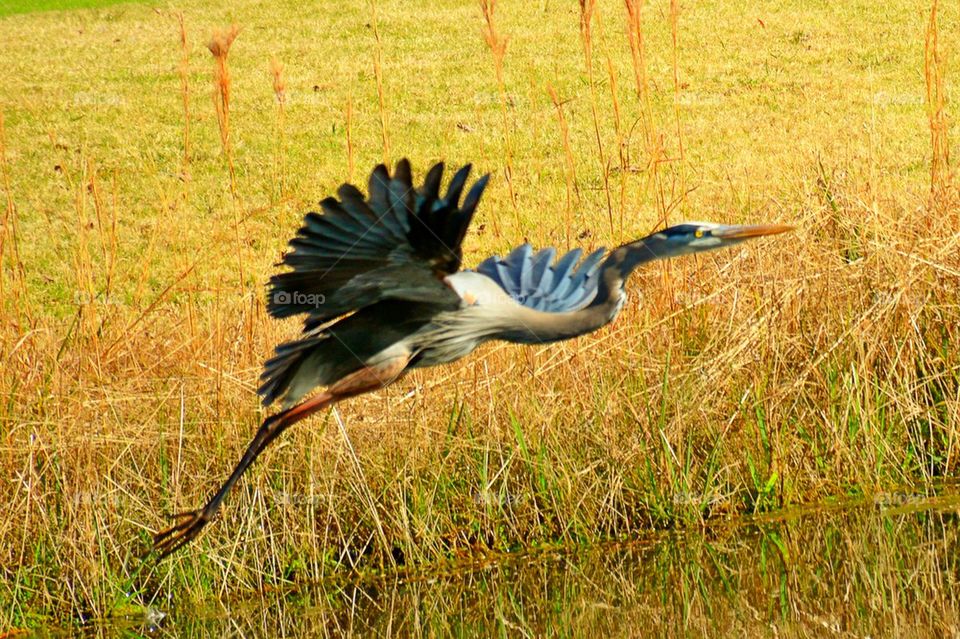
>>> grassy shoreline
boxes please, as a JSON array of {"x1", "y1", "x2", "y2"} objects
[
  {"x1": 1, "y1": 0, "x2": 958, "y2": 626},
  {"x1": 28, "y1": 492, "x2": 960, "y2": 635}
]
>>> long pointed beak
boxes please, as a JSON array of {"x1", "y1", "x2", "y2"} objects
[{"x1": 712, "y1": 223, "x2": 794, "y2": 240}]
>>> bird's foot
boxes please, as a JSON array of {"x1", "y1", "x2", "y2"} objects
[{"x1": 151, "y1": 508, "x2": 213, "y2": 559}]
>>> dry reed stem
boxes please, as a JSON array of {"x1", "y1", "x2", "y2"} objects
[
  {"x1": 924, "y1": 0, "x2": 951, "y2": 205},
  {"x1": 270, "y1": 57, "x2": 287, "y2": 200},
  {"x1": 345, "y1": 96, "x2": 355, "y2": 183},
  {"x1": 73, "y1": 158, "x2": 97, "y2": 341},
  {"x1": 667, "y1": 0, "x2": 687, "y2": 224},
  {"x1": 606, "y1": 55, "x2": 628, "y2": 241},
  {"x1": 105, "y1": 170, "x2": 118, "y2": 300},
  {"x1": 623, "y1": 0, "x2": 652, "y2": 146},
  {"x1": 84, "y1": 159, "x2": 119, "y2": 348},
  {"x1": 623, "y1": 0, "x2": 672, "y2": 233},
  {"x1": 547, "y1": 83, "x2": 579, "y2": 249},
  {"x1": 175, "y1": 11, "x2": 190, "y2": 184},
  {"x1": 370, "y1": 1, "x2": 390, "y2": 165},
  {"x1": 480, "y1": 0, "x2": 518, "y2": 221},
  {"x1": 207, "y1": 25, "x2": 247, "y2": 297},
  {"x1": 579, "y1": 0, "x2": 614, "y2": 234},
  {"x1": 0, "y1": 111, "x2": 27, "y2": 320},
  {"x1": 208, "y1": 24, "x2": 239, "y2": 189},
  {"x1": 623, "y1": 0, "x2": 679, "y2": 236},
  {"x1": 668, "y1": 0, "x2": 684, "y2": 162}
]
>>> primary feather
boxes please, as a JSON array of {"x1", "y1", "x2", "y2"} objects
[{"x1": 268, "y1": 159, "x2": 489, "y2": 325}]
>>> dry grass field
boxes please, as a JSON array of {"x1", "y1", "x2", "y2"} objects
[{"x1": 1, "y1": 0, "x2": 958, "y2": 629}]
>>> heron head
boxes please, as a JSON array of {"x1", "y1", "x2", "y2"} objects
[{"x1": 619, "y1": 221, "x2": 794, "y2": 270}]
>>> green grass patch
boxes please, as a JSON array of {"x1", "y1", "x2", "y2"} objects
[{"x1": 0, "y1": 0, "x2": 140, "y2": 18}]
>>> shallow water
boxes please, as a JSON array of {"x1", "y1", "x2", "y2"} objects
[{"x1": 37, "y1": 492, "x2": 960, "y2": 638}]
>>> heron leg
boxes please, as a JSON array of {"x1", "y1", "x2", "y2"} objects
[{"x1": 151, "y1": 354, "x2": 410, "y2": 558}]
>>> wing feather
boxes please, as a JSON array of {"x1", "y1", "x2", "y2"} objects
[
  {"x1": 267, "y1": 160, "x2": 489, "y2": 322},
  {"x1": 260, "y1": 160, "x2": 490, "y2": 406},
  {"x1": 474, "y1": 244, "x2": 607, "y2": 313}
]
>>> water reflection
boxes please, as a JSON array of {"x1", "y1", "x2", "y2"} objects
[{"x1": 74, "y1": 495, "x2": 960, "y2": 637}]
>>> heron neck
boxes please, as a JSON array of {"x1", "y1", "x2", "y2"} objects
[
  {"x1": 589, "y1": 237, "x2": 669, "y2": 311},
  {"x1": 494, "y1": 243, "x2": 653, "y2": 346},
  {"x1": 588, "y1": 247, "x2": 636, "y2": 313}
]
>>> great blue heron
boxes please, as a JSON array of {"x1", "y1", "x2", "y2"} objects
[{"x1": 153, "y1": 159, "x2": 791, "y2": 557}]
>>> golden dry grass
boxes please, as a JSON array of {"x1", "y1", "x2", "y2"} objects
[{"x1": 0, "y1": 0, "x2": 958, "y2": 626}]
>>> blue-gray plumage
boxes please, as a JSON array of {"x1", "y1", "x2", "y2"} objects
[
  {"x1": 153, "y1": 159, "x2": 792, "y2": 557},
  {"x1": 475, "y1": 244, "x2": 607, "y2": 312}
]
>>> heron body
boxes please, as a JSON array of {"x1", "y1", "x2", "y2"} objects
[{"x1": 153, "y1": 159, "x2": 791, "y2": 556}]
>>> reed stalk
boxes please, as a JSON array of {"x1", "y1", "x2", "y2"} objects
[
  {"x1": 924, "y1": 0, "x2": 951, "y2": 208},
  {"x1": 480, "y1": 0, "x2": 518, "y2": 220},
  {"x1": 270, "y1": 57, "x2": 287, "y2": 200},
  {"x1": 547, "y1": 83, "x2": 579, "y2": 249},
  {"x1": 175, "y1": 11, "x2": 190, "y2": 184},
  {"x1": 579, "y1": 0, "x2": 613, "y2": 234},
  {"x1": 370, "y1": 1, "x2": 390, "y2": 165}
]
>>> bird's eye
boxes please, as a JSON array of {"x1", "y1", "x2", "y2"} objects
[{"x1": 694, "y1": 229, "x2": 704, "y2": 238}]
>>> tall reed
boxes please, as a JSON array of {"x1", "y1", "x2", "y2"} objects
[
  {"x1": 547, "y1": 83, "x2": 578, "y2": 248},
  {"x1": 208, "y1": 25, "x2": 240, "y2": 195},
  {"x1": 605, "y1": 56, "x2": 628, "y2": 240},
  {"x1": 579, "y1": 0, "x2": 613, "y2": 234},
  {"x1": 623, "y1": 0, "x2": 674, "y2": 231},
  {"x1": 623, "y1": 0, "x2": 652, "y2": 146},
  {"x1": 87, "y1": 158, "x2": 118, "y2": 316},
  {"x1": 0, "y1": 110, "x2": 26, "y2": 321},
  {"x1": 668, "y1": 0, "x2": 684, "y2": 162},
  {"x1": 174, "y1": 11, "x2": 190, "y2": 184},
  {"x1": 924, "y1": 0, "x2": 951, "y2": 205},
  {"x1": 370, "y1": 1, "x2": 390, "y2": 164},
  {"x1": 480, "y1": 0, "x2": 518, "y2": 219},
  {"x1": 270, "y1": 57, "x2": 287, "y2": 200},
  {"x1": 73, "y1": 158, "x2": 97, "y2": 340},
  {"x1": 207, "y1": 25, "x2": 247, "y2": 292},
  {"x1": 345, "y1": 96, "x2": 355, "y2": 183}
]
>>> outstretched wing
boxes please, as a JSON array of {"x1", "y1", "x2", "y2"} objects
[
  {"x1": 473, "y1": 243, "x2": 606, "y2": 313},
  {"x1": 268, "y1": 159, "x2": 490, "y2": 327}
]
